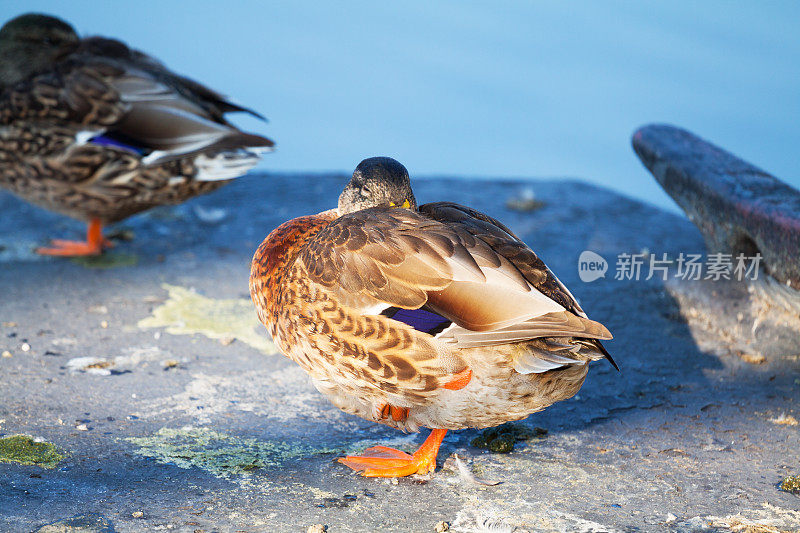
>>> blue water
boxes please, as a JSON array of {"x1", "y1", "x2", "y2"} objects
[{"x1": 3, "y1": 1, "x2": 799, "y2": 212}]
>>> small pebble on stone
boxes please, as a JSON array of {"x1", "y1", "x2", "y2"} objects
[
  {"x1": 506, "y1": 187, "x2": 544, "y2": 212},
  {"x1": 21, "y1": 343, "x2": 30, "y2": 352},
  {"x1": 132, "y1": 511, "x2": 144, "y2": 518},
  {"x1": 434, "y1": 521, "x2": 450, "y2": 532},
  {"x1": 307, "y1": 524, "x2": 327, "y2": 533},
  {"x1": 1, "y1": 350, "x2": 11, "y2": 358}
]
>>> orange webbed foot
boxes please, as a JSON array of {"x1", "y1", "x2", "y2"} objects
[
  {"x1": 36, "y1": 218, "x2": 111, "y2": 257},
  {"x1": 338, "y1": 429, "x2": 447, "y2": 478},
  {"x1": 36, "y1": 240, "x2": 104, "y2": 256}
]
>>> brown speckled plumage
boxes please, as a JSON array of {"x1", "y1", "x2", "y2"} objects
[
  {"x1": 250, "y1": 170, "x2": 615, "y2": 436},
  {"x1": 0, "y1": 14, "x2": 273, "y2": 226}
]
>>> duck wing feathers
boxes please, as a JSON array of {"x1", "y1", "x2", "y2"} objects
[
  {"x1": 1, "y1": 36, "x2": 273, "y2": 167},
  {"x1": 300, "y1": 205, "x2": 612, "y2": 352}
]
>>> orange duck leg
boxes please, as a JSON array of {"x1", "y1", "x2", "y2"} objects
[
  {"x1": 338, "y1": 428, "x2": 448, "y2": 477},
  {"x1": 36, "y1": 218, "x2": 114, "y2": 256}
]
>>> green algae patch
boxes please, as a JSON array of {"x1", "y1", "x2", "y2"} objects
[
  {"x1": 780, "y1": 475, "x2": 800, "y2": 494},
  {"x1": 471, "y1": 422, "x2": 548, "y2": 453},
  {"x1": 0, "y1": 435, "x2": 64, "y2": 468},
  {"x1": 138, "y1": 284, "x2": 277, "y2": 354},
  {"x1": 126, "y1": 427, "x2": 333, "y2": 479},
  {"x1": 70, "y1": 251, "x2": 138, "y2": 269}
]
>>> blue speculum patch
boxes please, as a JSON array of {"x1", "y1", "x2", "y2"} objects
[
  {"x1": 383, "y1": 307, "x2": 451, "y2": 336},
  {"x1": 89, "y1": 134, "x2": 146, "y2": 155}
]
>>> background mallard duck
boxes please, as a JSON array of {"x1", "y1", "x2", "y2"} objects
[
  {"x1": 250, "y1": 157, "x2": 616, "y2": 477},
  {"x1": 0, "y1": 13, "x2": 274, "y2": 256}
]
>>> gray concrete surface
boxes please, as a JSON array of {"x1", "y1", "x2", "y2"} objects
[{"x1": 0, "y1": 173, "x2": 798, "y2": 532}]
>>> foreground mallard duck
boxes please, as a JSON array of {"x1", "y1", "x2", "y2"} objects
[
  {"x1": 250, "y1": 157, "x2": 616, "y2": 477},
  {"x1": 0, "y1": 13, "x2": 273, "y2": 256}
]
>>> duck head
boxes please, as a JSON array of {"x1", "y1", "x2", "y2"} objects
[
  {"x1": 0, "y1": 13, "x2": 79, "y2": 88},
  {"x1": 338, "y1": 157, "x2": 418, "y2": 215}
]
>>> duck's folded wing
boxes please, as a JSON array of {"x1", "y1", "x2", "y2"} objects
[
  {"x1": 6, "y1": 38, "x2": 274, "y2": 168},
  {"x1": 87, "y1": 64, "x2": 272, "y2": 166},
  {"x1": 418, "y1": 202, "x2": 613, "y2": 371},
  {"x1": 296, "y1": 207, "x2": 613, "y2": 396},
  {"x1": 419, "y1": 202, "x2": 588, "y2": 315},
  {"x1": 300, "y1": 206, "x2": 611, "y2": 346}
]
